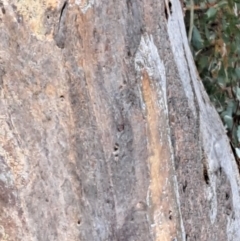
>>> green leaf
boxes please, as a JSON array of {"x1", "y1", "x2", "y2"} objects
[
  {"x1": 222, "y1": 101, "x2": 234, "y2": 129},
  {"x1": 192, "y1": 26, "x2": 204, "y2": 50},
  {"x1": 216, "y1": 0, "x2": 228, "y2": 7},
  {"x1": 217, "y1": 75, "x2": 226, "y2": 88},
  {"x1": 216, "y1": 65, "x2": 227, "y2": 87},
  {"x1": 222, "y1": 18, "x2": 229, "y2": 32},
  {"x1": 235, "y1": 148, "x2": 240, "y2": 158},
  {"x1": 206, "y1": 8, "x2": 217, "y2": 19},
  {"x1": 237, "y1": 126, "x2": 240, "y2": 142},
  {"x1": 223, "y1": 115, "x2": 233, "y2": 130},
  {"x1": 235, "y1": 68, "x2": 240, "y2": 78},
  {"x1": 233, "y1": 0, "x2": 240, "y2": 3},
  {"x1": 200, "y1": 2, "x2": 207, "y2": 9},
  {"x1": 198, "y1": 56, "x2": 209, "y2": 71},
  {"x1": 227, "y1": 67, "x2": 235, "y2": 81},
  {"x1": 205, "y1": 26, "x2": 210, "y2": 41},
  {"x1": 221, "y1": 101, "x2": 234, "y2": 130},
  {"x1": 235, "y1": 87, "x2": 240, "y2": 101}
]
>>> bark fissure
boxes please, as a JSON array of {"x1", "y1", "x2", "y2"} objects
[
  {"x1": 54, "y1": 1, "x2": 68, "y2": 48},
  {"x1": 0, "y1": 0, "x2": 240, "y2": 240}
]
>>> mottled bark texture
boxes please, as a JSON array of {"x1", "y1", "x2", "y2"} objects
[{"x1": 0, "y1": 0, "x2": 240, "y2": 240}]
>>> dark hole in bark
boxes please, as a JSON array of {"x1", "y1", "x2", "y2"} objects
[
  {"x1": 117, "y1": 124, "x2": 124, "y2": 132},
  {"x1": 60, "y1": 95, "x2": 64, "y2": 101},
  {"x1": 203, "y1": 162, "x2": 210, "y2": 185},
  {"x1": 164, "y1": 6, "x2": 168, "y2": 19},
  {"x1": 219, "y1": 166, "x2": 222, "y2": 175},
  {"x1": 183, "y1": 180, "x2": 187, "y2": 192},
  {"x1": 226, "y1": 192, "x2": 230, "y2": 200},
  {"x1": 77, "y1": 219, "x2": 81, "y2": 225},
  {"x1": 169, "y1": 1, "x2": 172, "y2": 13},
  {"x1": 1, "y1": 7, "x2": 5, "y2": 14},
  {"x1": 169, "y1": 210, "x2": 172, "y2": 220},
  {"x1": 113, "y1": 143, "x2": 119, "y2": 159},
  {"x1": 114, "y1": 143, "x2": 119, "y2": 151},
  {"x1": 164, "y1": 1, "x2": 172, "y2": 20}
]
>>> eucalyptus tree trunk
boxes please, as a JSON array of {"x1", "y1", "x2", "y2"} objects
[{"x1": 0, "y1": 0, "x2": 240, "y2": 240}]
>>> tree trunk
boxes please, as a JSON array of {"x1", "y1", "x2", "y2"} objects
[{"x1": 0, "y1": 0, "x2": 239, "y2": 240}]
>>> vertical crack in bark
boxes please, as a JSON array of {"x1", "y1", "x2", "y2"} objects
[
  {"x1": 54, "y1": 1, "x2": 68, "y2": 48},
  {"x1": 59, "y1": 1, "x2": 68, "y2": 24},
  {"x1": 164, "y1": 0, "x2": 172, "y2": 20},
  {"x1": 202, "y1": 150, "x2": 210, "y2": 185}
]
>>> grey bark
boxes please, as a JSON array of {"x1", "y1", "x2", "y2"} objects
[{"x1": 0, "y1": 0, "x2": 239, "y2": 240}]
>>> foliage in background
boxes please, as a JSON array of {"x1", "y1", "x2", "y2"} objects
[{"x1": 185, "y1": 0, "x2": 240, "y2": 158}]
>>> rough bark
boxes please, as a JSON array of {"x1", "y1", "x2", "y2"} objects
[{"x1": 0, "y1": 0, "x2": 239, "y2": 240}]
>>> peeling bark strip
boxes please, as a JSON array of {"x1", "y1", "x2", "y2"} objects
[
  {"x1": 0, "y1": 0, "x2": 240, "y2": 240},
  {"x1": 135, "y1": 34, "x2": 185, "y2": 240},
  {"x1": 142, "y1": 70, "x2": 180, "y2": 240}
]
